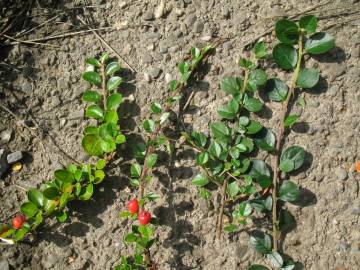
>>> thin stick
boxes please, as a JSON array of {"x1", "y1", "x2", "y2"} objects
[
  {"x1": 76, "y1": 15, "x2": 136, "y2": 73},
  {"x1": 216, "y1": 178, "x2": 228, "y2": 239},
  {"x1": 3, "y1": 34, "x2": 60, "y2": 48},
  {"x1": 3, "y1": 27, "x2": 115, "y2": 45},
  {"x1": 272, "y1": 34, "x2": 304, "y2": 252},
  {"x1": 16, "y1": 13, "x2": 64, "y2": 38}
]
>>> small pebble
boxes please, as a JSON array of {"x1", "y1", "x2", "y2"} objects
[
  {"x1": 150, "y1": 67, "x2": 161, "y2": 79},
  {"x1": 144, "y1": 73, "x2": 151, "y2": 83},
  {"x1": 165, "y1": 73, "x2": 172, "y2": 83},
  {"x1": 154, "y1": 0, "x2": 165, "y2": 19},
  {"x1": 336, "y1": 167, "x2": 348, "y2": 181},
  {"x1": 0, "y1": 130, "x2": 12, "y2": 143},
  {"x1": 7, "y1": 151, "x2": 23, "y2": 164},
  {"x1": 143, "y1": 10, "x2": 154, "y2": 21}
]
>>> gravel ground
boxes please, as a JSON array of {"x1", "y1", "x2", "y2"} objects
[{"x1": 0, "y1": 0, "x2": 359, "y2": 269}]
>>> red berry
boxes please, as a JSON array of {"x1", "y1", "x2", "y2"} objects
[
  {"x1": 12, "y1": 214, "x2": 26, "y2": 229},
  {"x1": 127, "y1": 199, "x2": 139, "y2": 214},
  {"x1": 138, "y1": 211, "x2": 151, "y2": 225}
]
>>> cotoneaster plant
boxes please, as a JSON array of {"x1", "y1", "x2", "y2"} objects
[
  {"x1": 0, "y1": 52, "x2": 126, "y2": 244},
  {"x1": 116, "y1": 44, "x2": 215, "y2": 270},
  {"x1": 181, "y1": 41, "x2": 274, "y2": 239},
  {"x1": 247, "y1": 16, "x2": 335, "y2": 269}
]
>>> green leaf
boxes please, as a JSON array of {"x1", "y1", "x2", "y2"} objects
[
  {"x1": 227, "y1": 181, "x2": 239, "y2": 197},
  {"x1": 245, "y1": 120, "x2": 263, "y2": 135},
  {"x1": 254, "y1": 41, "x2": 267, "y2": 59},
  {"x1": 297, "y1": 68, "x2": 319, "y2": 88},
  {"x1": 221, "y1": 77, "x2": 243, "y2": 96},
  {"x1": 191, "y1": 47, "x2": 201, "y2": 59},
  {"x1": 284, "y1": 115, "x2": 299, "y2": 127},
  {"x1": 192, "y1": 174, "x2": 209, "y2": 187},
  {"x1": 106, "y1": 93, "x2": 123, "y2": 110},
  {"x1": 54, "y1": 169, "x2": 74, "y2": 184},
  {"x1": 94, "y1": 170, "x2": 105, "y2": 184},
  {"x1": 107, "y1": 76, "x2": 122, "y2": 91},
  {"x1": 79, "y1": 183, "x2": 94, "y2": 200},
  {"x1": 82, "y1": 71, "x2": 101, "y2": 85},
  {"x1": 14, "y1": 225, "x2": 30, "y2": 241},
  {"x1": 299, "y1": 15, "x2": 317, "y2": 34},
  {"x1": 239, "y1": 116, "x2": 250, "y2": 126},
  {"x1": 83, "y1": 90, "x2": 101, "y2": 103},
  {"x1": 85, "y1": 58, "x2": 100, "y2": 67},
  {"x1": 275, "y1": 19, "x2": 299, "y2": 44},
  {"x1": 248, "y1": 265, "x2": 269, "y2": 270},
  {"x1": 279, "y1": 180, "x2": 300, "y2": 202},
  {"x1": 208, "y1": 141, "x2": 222, "y2": 159},
  {"x1": 249, "y1": 69, "x2": 267, "y2": 86},
  {"x1": 254, "y1": 128, "x2": 275, "y2": 151},
  {"x1": 191, "y1": 131, "x2": 207, "y2": 147},
  {"x1": 279, "y1": 159, "x2": 295, "y2": 173},
  {"x1": 115, "y1": 134, "x2": 126, "y2": 144},
  {"x1": 178, "y1": 62, "x2": 190, "y2": 75},
  {"x1": 100, "y1": 52, "x2": 109, "y2": 63},
  {"x1": 218, "y1": 98, "x2": 239, "y2": 120},
  {"x1": 20, "y1": 202, "x2": 38, "y2": 218},
  {"x1": 239, "y1": 58, "x2": 256, "y2": 69},
  {"x1": 210, "y1": 122, "x2": 231, "y2": 141},
  {"x1": 280, "y1": 146, "x2": 305, "y2": 171},
  {"x1": 151, "y1": 102, "x2": 162, "y2": 114},
  {"x1": 267, "y1": 252, "x2": 283, "y2": 268},
  {"x1": 105, "y1": 110, "x2": 118, "y2": 124},
  {"x1": 243, "y1": 96, "x2": 263, "y2": 112},
  {"x1": 146, "y1": 154, "x2": 158, "y2": 168},
  {"x1": 265, "y1": 78, "x2": 288, "y2": 102},
  {"x1": 169, "y1": 80, "x2": 178, "y2": 91},
  {"x1": 249, "y1": 160, "x2": 271, "y2": 188},
  {"x1": 106, "y1": 61, "x2": 121, "y2": 76},
  {"x1": 96, "y1": 159, "x2": 106, "y2": 170},
  {"x1": 196, "y1": 152, "x2": 209, "y2": 165},
  {"x1": 82, "y1": 134, "x2": 103, "y2": 156},
  {"x1": 236, "y1": 201, "x2": 252, "y2": 216},
  {"x1": 59, "y1": 192, "x2": 69, "y2": 209},
  {"x1": 43, "y1": 187, "x2": 60, "y2": 200},
  {"x1": 224, "y1": 224, "x2": 237, "y2": 233},
  {"x1": 139, "y1": 225, "x2": 153, "y2": 239},
  {"x1": 305, "y1": 32, "x2": 335, "y2": 54},
  {"x1": 85, "y1": 105, "x2": 104, "y2": 119},
  {"x1": 84, "y1": 126, "x2": 99, "y2": 135},
  {"x1": 27, "y1": 189, "x2": 44, "y2": 208},
  {"x1": 43, "y1": 198, "x2": 56, "y2": 215},
  {"x1": 250, "y1": 233, "x2": 272, "y2": 254},
  {"x1": 124, "y1": 233, "x2": 138, "y2": 243},
  {"x1": 273, "y1": 43, "x2": 298, "y2": 70},
  {"x1": 131, "y1": 164, "x2": 142, "y2": 178},
  {"x1": 56, "y1": 211, "x2": 68, "y2": 223},
  {"x1": 143, "y1": 119, "x2": 156, "y2": 133}
]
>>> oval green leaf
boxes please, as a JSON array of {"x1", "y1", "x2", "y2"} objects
[
  {"x1": 278, "y1": 180, "x2": 300, "y2": 202},
  {"x1": 20, "y1": 202, "x2": 38, "y2": 218},
  {"x1": 297, "y1": 68, "x2": 319, "y2": 88},
  {"x1": 27, "y1": 189, "x2": 44, "y2": 208},
  {"x1": 82, "y1": 90, "x2": 101, "y2": 103},
  {"x1": 273, "y1": 43, "x2": 298, "y2": 70},
  {"x1": 275, "y1": 19, "x2": 299, "y2": 44},
  {"x1": 85, "y1": 105, "x2": 104, "y2": 119},
  {"x1": 299, "y1": 15, "x2": 317, "y2": 34},
  {"x1": 305, "y1": 32, "x2": 335, "y2": 55},
  {"x1": 106, "y1": 62, "x2": 121, "y2": 76},
  {"x1": 192, "y1": 174, "x2": 209, "y2": 187},
  {"x1": 107, "y1": 76, "x2": 122, "y2": 91},
  {"x1": 107, "y1": 93, "x2": 123, "y2": 110},
  {"x1": 82, "y1": 71, "x2": 101, "y2": 85},
  {"x1": 265, "y1": 78, "x2": 288, "y2": 102}
]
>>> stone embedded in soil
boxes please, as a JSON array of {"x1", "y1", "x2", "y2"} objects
[
  {"x1": 143, "y1": 10, "x2": 154, "y2": 21},
  {"x1": 336, "y1": 167, "x2": 348, "y2": 181},
  {"x1": 149, "y1": 67, "x2": 162, "y2": 79},
  {"x1": 0, "y1": 149, "x2": 9, "y2": 179},
  {"x1": 7, "y1": 151, "x2": 23, "y2": 164},
  {"x1": 0, "y1": 130, "x2": 12, "y2": 143}
]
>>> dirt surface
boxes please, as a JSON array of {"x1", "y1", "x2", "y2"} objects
[{"x1": 0, "y1": 0, "x2": 360, "y2": 269}]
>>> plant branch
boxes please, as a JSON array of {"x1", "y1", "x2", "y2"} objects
[
  {"x1": 271, "y1": 34, "x2": 303, "y2": 252},
  {"x1": 216, "y1": 177, "x2": 228, "y2": 239},
  {"x1": 101, "y1": 63, "x2": 107, "y2": 110}
]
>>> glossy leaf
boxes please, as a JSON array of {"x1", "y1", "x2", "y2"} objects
[
  {"x1": 250, "y1": 233, "x2": 272, "y2": 254},
  {"x1": 146, "y1": 154, "x2": 158, "y2": 168},
  {"x1": 56, "y1": 211, "x2": 68, "y2": 223},
  {"x1": 280, "y1": 146, "x2": 305, "y2": 171},
  {"x1": 305, "y1": 32, "x2": 335, "y2": 54},
  {"x1": 54, "y1": 170, "x2": 74, "y2": 184},
  {"x1": 197, "y1": 152, "x2": 209, "y2": 165},
  {"x1": 131, "y1": 164, "x2": 142, "y2": 178},
  {"x1": 243, "y1": 96, "x2": 263, "y2": 112},
  {"x1": 143, "y1": 119, "x2": 156, "y2": 133},
  {"x1": 249, "y1": 69, "x2": 267, "y2": 86},
  {"x1": 151, "y1": 102, "x2": 162, "y2": 114},
  {"x1": 221, "y1": 77, "x2": 243, "y2": 96},
  {"x1": 254, "y1": 41, "x2": 267, "y2": 59},
  {"x1": 107, "y1": 76, "x2": 122, "y2": 91},
  {"x1": 254, "y1": 128, "x2": 275, "y2": 151},
  {"x1": 82, "y1": 71, "x2": 101, "y2": 85},
  {"x1": 279, "y1": 180, "x2": 300, "y2": 202},
  {"x1": 192, "y1": 174, "x2": 209, "y2": 187},
  {"x1": 82, "y1": 134, "x2": 103, "y2": 156},
  {"x1": 275, "y1": 19, "x2": 299, "y2": 44},
  {"x1": 79, "y1": 184, "x2": 94, "y2": 200},
  {"x1": 107, "y1": 93, "x2": 123, "y2": 110},
  {"x1": 20, "y1": 202, "x2": 38, "y2": 218},
  {"x1": 27, "y1": 189, "x2": 44, "y2": 208},
  {"x1": 106, "y1": 62, "x2": 121, "y2": 76},
  {"x1": 43, "y1": 187, "x2": 60, "y2": 200},
  {"x1": 284, "y1": 115, "x2": 299, "y2": 127},
  {"x1": 299, "y1": 15, "x2": 317, "y2": 33},
  {"x1": 267, "y1": 251, "x2": 283, "y2": 268},
  {"x1": 227, "y1": 181, "x2": 239, "y2": 197},
  {"x1": 297, "y1": 68, "x2": 319, "y2": 88},
  {"x1": 210, "y1": 122, "x2": 231, "y2": 141},
  {"x1": 83, "y1": 90, "x2": 101, "y2": 103},
  {"x1": 265, "y1": 78, "x2": 288, "y2": 102},
  {"x1": 218, "y1": 99, "x2": 239, "y2": 119},
  {"x1": 279, "y1": 159, "x2": 295, "y2": 173},
  {"x1": 273, "y1": 43, "x2": 297, "y2": 70},
  {"x1": 85, "y1": 58, "x2": 100, "y2": 67},
  {"x1": 245, "y1": 120, "x2": 263, "y2": 135},
  {"x1": 85, "y1": 105, "x2": 104, "y2": 119}
]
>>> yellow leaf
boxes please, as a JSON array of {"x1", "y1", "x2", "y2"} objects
[{"x1": 12, "y1": 163, "x2": 22, "y2": 172}]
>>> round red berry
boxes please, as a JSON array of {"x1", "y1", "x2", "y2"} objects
[
  {"x1": 12, "y1": 214, "x2": 26, "y2": 229},
  {"x1": 127, "y1": 199, "x2": 139, "y2": 214},
  {"x1": 138, "y1": 211, "x2": 151, "y2": 225}
]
